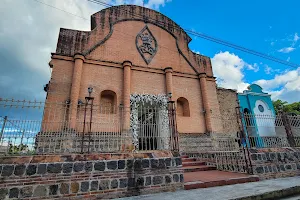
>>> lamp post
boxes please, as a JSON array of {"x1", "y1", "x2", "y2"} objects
[
  {"x1": 81, "y1": 87, "x2": 94, "y2": 154},
  {"x1": 167, "y1": 93, "x2": 178, "y2": 152}
]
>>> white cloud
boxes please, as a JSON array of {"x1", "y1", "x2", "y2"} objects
[
  {"x1": 0, "y1": 0, "x2": 171, "y2": 100},
  {"x1": 255, "y1": 69, "x2": 299, "y2": 90},
  {"x1": 278, "y1": 47, "x2": 295, "y2": 53},
  {"x1": 294, "y1": 33, "x2": 299, "y2": 42},
  {"x1": 212, "y1": 51, "x2": 299, "y2": 103},
  {"x1": 211, "y1": 51, "x2": 250, "y2": 92},
  {"x1": 246, "y1": 63, "x2": 259, "y2": 72},
  {"x1": 255, "y1": 68, "x2": 300, "y2": 103},
  {"x1": 264, "y1": 65, "x2": 272, "y2": 74},
  {"x1": 287, "y1": 57, "x2": 291, "y2": 62},
  {"x1": 0, "y1": 0, "x2": 103, "y2": 100}
]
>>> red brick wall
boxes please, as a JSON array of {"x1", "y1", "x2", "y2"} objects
[{"x1": 45, "y1": 5, "x2": 223, "y2": 135}]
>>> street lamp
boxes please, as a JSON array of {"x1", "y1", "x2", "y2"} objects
[
  {"x1": 88, "y1": 87, "x2": 93, "y2": 97},
  {"x1": 81, "y1": 87, "x2": 94, "y2": 154}
]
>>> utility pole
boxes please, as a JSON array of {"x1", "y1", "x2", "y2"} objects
[{"x1": 0, "y1": 116, "x2": 8, "y2": 143}]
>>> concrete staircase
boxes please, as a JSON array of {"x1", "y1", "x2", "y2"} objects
[
  {"x1": 182, "y1": 155, "x2": 216, "y2": 173},
  {"x1": 181, "y1": 155, "x2": 259, "y2": 190}
]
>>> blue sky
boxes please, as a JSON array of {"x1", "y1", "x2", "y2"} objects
[
  {"x1": 0, "y1": 0, "x2": 299, "y2": 104},
  {"x1": 159, "y1": 0, "x2": 300, "y2": 102}
]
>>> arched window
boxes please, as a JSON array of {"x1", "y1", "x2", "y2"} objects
[
  {"x1": 176, "y1": 97, "x2": 190, "y2": 117},
  {"x1": 100, "y1": 90, "x2": 117, "y2": 114}
]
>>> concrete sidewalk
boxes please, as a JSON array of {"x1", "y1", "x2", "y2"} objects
[{"x1": 118, "y1": 176, "x2": 300, "y2": 200}]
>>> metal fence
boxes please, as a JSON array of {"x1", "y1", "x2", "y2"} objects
[
  {"x1": 0, "y1": 99, "x2": 177, "y2": 155},
  {"x1": 243, "y1": 113, "x2": 300, "y2": 148}
]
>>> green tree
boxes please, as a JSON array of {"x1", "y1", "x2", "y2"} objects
[{"x1": 272, "y1": 100, "x2": 300, "y2": 115}]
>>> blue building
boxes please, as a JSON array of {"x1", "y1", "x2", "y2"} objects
[{"x1": 238, "y1": 84, "x2": 276, "y2": 137}]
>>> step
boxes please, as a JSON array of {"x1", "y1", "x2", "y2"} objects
[
  {"x1": 180, "y1": 155, "x2": 189, "y2": 158},
  {"x1": 182, "y1": 161, "x2": 206, "y2": 167},
  {"x1": 184, "y1": 176, "x2": 259, "y2": 190},
  {"x1": 182, "y1": 165, "x2": 216, "y2": 172},
  {"x1": 182, "y1": 158, "x2": 196, "y2": 162}
]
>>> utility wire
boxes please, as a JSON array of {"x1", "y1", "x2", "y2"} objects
[
  {"x1": 86, "y1": 0, "x2": 300, "y2": 68},
  {"x1": 32, "y1": 0, "x2": 197, "y2": 57},
  {"x1": 32, "y1": 0, "x2": 300, "y2": 69}
]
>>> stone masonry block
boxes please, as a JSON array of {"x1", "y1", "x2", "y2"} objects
[
  {"x1": 71, "y1": 182, "x2": 79, "y2": 193},
  {"x1": 26, "y1": 165, "x2": 37, "y2": 176},
  {"x1": 14, "y1": 164, "x2": 26, "y2": 176},
  {"x1": 134, "y1": 159, "x2": 142, "y2": 170},
  {"x1": 20, "y1": 186, "x2": 33, "y2": 198},
  {"x1": 62, "y1": 163, "x2": 73, "y2": 173},
  {"x1": 173, "y1": 174, "x2": 179, "y2": 182},
  {"x1": 136, "y1": 177, "x2": 144, "y2": 187},
  {"x1": 37, "y1": 164, "x2": 47, "y2": 175},
  {"x1": 119, "y1": 178, "x2": 128, "y2": 188},
  {"x1": 81, "y1": 181, "x2": 89, "y2": 192},
  {"x1": 111, "y1": 179, "x2": 119, "y2": 189},
  {"x1": 150, "y1": 159, "x2": 159, "y2": 169},
  {"x1": 47, "y1": 163, "x2": 62, "y2": 173},
  {"x1": 74, "y1": 162, "x2": 84, "y2": 172},
  {"x1": 33, "y1": 186, "x2": 47, "y2": 197},
  {"x1": 145, "y1": 176, "x2": 151, "y2": 186},
  {"x1": 158, "y1": 159, "x2": 166, "y2": 169},
  {"x1": 9, "y1": 188, "x2": 19, "y2": 199},
  {"x1": 0, "y1": 188, "x2": 8, "y2": 200},
  {"x1": 107, "y1": 161, "x2": 117, "y2": 170},
  {"x1": 49, "y1": 185, "x2": 58, "y2": 196},
  {"x1": 91, "y1": 181, "x2": 98, "y2": 191},
  {"x1": 99, "y1": 180, "x2": 110, "y2": 190},
  {"x1": 85, "y1": 162, "x2": 93, "y2": 172},
  {"x1": 141, "y1": 159, "x2": 149, "y2": 168},
  {"x1": 94, "y1": 161, "x2": 105, "y2": 171},
  {"x1": 118, "y1": 160, "x2": 126, "y2": 169},
  {"x1": 60, "y1": 183, "x2": 70, "y2": 194},
  {"x1": 153, "y1": 176, "x2": 163, "y2": 185},
  {"x1": 2, "y1": 165, "x2": 14, "y2": 177}
]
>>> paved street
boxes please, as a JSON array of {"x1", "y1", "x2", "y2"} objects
[{"x1": 119, "y1": 176, "x2": 300, "y2": 200}]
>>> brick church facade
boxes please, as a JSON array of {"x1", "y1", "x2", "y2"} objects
[{"x1": 44, "y1": 5, "x2": 230, "y2": 146}]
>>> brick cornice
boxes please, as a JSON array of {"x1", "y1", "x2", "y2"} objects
[
  {"x1": 51, "y1": 55, "x2": 200, "y2": 79},
  {"x1": 74, "y1": 53, "x2": 85, "y2": 61},
  {"x1": 164, "y1": 67, "x2": 173, "y2": 73},
  {"x1": 122, "y1": 60, "x2": 132, "y2": 68}
]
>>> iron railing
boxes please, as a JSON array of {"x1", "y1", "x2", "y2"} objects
[
  {"x1": 0, "y1": 99, "x2": 177, "y2": 155},
  {"x1": 243, "y1": 113, "x2": 300, "y2": 148}
]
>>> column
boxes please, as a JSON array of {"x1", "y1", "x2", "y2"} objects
[
  {"x1": 164, "y1": 67, "x2": 173, "y2": 99},
  {"x1": 123, "y1": 61, "x2": 132, "y2": 131},
  {"x1": 69, "y1": 53, "x2": 85, "y2": 130},
  {"x1": 199, "y1": 73, "x2": 212, "y2": 133}
]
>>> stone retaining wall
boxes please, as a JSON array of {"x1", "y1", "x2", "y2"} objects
[
  {"x1": 0, "y1": 152, "x2": 183, "y2": 199},
  {"x1": 179, "y1": 133, "x2": 212, "y2": 153},
  {"x1": 250, "y1": 148, "x2": 300, "y2": 179}
]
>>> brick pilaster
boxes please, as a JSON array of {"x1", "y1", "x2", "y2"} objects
[
  {"x1": 199, "y1": 73, "x2": 212, "y2": 133},
  {"x1": 123, "y1": 61, "x2": 132, "y2": 131},
  {"x1": 69, "y1": 54, "x2": 85, "y2": 130},
  {"x1": 164, "y1": 67, "x2": 173, "y2": 100}
]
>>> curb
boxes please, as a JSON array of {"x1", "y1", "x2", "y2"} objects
[{"x1": 231, "y1": 186, "x2": 300, "y2": 200}]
